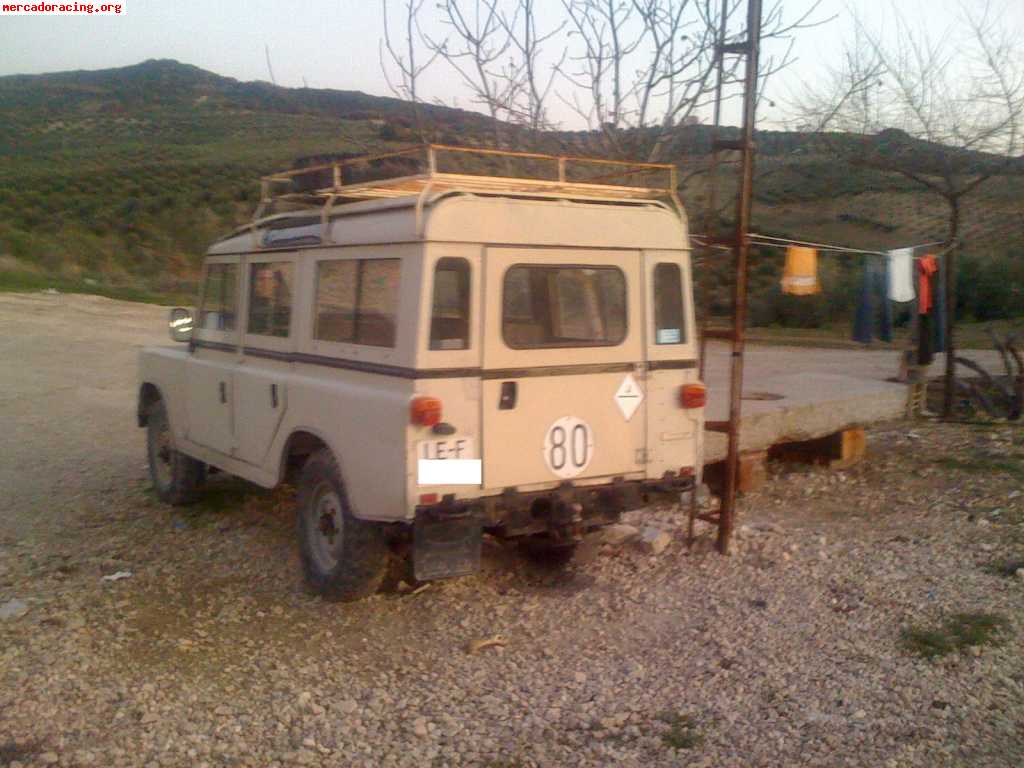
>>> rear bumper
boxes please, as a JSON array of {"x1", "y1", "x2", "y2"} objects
[{"x1": 415, "y1": 471, "x2": 695, "y2": 539}]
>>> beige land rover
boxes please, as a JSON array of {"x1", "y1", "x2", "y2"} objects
[{"x1": 138, "y1": 146, "x2": 705, "y2": 601}]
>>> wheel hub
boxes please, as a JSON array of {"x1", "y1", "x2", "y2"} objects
[{"x1": 309, "y1": 484, "x2": 343, "y2": 571}]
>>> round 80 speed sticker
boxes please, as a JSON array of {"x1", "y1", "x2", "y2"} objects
[{"x1": 543, "y1": 416, "x2": 595, "y2": 479}]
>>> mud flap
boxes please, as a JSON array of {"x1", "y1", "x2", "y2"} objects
[{"x1": 413, "y1": 509, "x2": 482, "y2": 582}]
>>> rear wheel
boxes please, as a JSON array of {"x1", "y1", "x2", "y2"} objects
[
  {"x1": 296, "y1": 449, "x2": 389, "y2": 601},
  {"x1": 146, "y1": 399, "x2": 205, "y2": 505}
]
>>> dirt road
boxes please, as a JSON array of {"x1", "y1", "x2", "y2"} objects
[
  {"x1": 0, "y1": 292, "x2": 1021, "y2": 767},
  {"x1": 0, "y1": 292, "x2": 168, "y2": 543}
]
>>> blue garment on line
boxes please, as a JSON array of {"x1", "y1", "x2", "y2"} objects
[{"x1": 853, "y1": 256, "x2": 893, "y2": 343}]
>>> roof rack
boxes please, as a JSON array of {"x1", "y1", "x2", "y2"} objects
[{"x1": 250, "y1": 144, "x2": 681, "y2": 233}]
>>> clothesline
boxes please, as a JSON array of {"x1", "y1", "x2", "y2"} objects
[
  {"x1": 690, "y1": 232, "x2": 945, "y2": 258},
  {"x1": 750, "y1": 234, "x2": 945, "y2": 258}
]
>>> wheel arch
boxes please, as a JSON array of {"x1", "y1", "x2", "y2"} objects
[
  {"x1": 278, "y1": 427, "x2": 344, "y2": 488},
  {"x1": 137, "y1": 382, "x2": 163, "y2": 427}
]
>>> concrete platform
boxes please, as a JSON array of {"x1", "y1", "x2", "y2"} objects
[{"x1": 701, "y1": 343, "x2": 1001, "y2": 462}]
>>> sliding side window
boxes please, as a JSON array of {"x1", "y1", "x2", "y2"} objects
[
  {"x1": 247, "y1": 261, "x2": 293, "y2": 338},
  {"x1": 315, "y1": 259, "x2": 401, "y2": 348}
]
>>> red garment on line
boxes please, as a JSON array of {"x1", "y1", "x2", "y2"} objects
[{"x1": 918, "y1": 255, "x2": 938, "y2": 315}]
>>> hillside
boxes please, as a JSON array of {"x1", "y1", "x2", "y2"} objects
[{"x1": 1, "y1": 59, "x2": 1021, "y2": 318}]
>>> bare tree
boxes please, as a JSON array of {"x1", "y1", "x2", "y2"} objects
[
  {"x1": 380, "y1": 0, "x2": 443, "y2": 139},
  {"x1": 419, "y1": 0, "x2": 520, "y2": 147},
  {"x1": 555, "y1": 0, "x2": 824, "y2": 161},
  {"x1": 498, "y1": 0, "x2": 569, "y2": 132},
  {"x1": 795, "y1": 0, "x2": 1024, "y2": 417},
  {"x1": 383, "y1": 0, "x2": 823, "y2": 155}
]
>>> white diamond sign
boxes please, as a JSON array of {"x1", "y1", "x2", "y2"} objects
[{"x1": 614, "y1": 373, "x2": 644, "y2": 421}]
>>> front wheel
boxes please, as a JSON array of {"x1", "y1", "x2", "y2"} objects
[
  {"x1": 146, "y1": 398, "x2": 205, "y2": 505},
  {"x1": 296, "y1": 449, "x2": 389, "y2": 602}
]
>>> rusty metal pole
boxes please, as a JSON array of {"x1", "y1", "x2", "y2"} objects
[
  {"x1": 697, "y1": 0, "x2": 730, "y2": 384},
  {"x1": 717, "y1": 0, "x2": 762, "y2": 554}
]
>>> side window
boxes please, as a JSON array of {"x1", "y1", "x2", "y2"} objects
[
  {"x1": 502, "y1": 265, "x2": 627, "y2": 349},
  {"x1": 653, "y1": 262, "x2": 685, "y2": 344},
  {"x1": 247, "y1": 261, "x2": 293, "y2": 338},
  {"x1": 314, "y1": 260, "x2": 358, "y2": 343},
  {"x1": 199, "y1": 262, "x2": 238, "y2": 331},
  {"x1": 429, "y1": 258, "x2": 471, "y2": 350},
  {"x1": 357, "y1": 259, "x2": 401, "y2": 347},
  {"x1": 314, "y1": 259, "x2": 401, "y2": 348}
]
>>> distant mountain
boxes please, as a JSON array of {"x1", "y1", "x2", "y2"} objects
[{"x1": 0, "y1": 58, "x2": 494, "y2": 128}]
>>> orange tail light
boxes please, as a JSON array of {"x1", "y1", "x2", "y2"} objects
[
  {"x1": 680, "y1": 383, "x2": 707, "y2": 409},
  {"x1": 410, "y1": 396, "x2": 443, "y2": 427}
]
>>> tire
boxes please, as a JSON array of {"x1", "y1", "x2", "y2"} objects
[
  {"x1": 146, "y1": 398, "x2": 206, "y2": 505},
  {"x1": 518, "y1": 535, "x2": 578, "y2": 568},
  {"x1": 296, "y1": 448, "x2": 389, "y2": 602}
]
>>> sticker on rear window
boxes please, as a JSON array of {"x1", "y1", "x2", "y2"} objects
[
  {"x1": 657, "y1": 328, "x2": 681, "y2": 344},
  {"x1": 543, "y1": 416, "x2": 594, "y2": 479}
]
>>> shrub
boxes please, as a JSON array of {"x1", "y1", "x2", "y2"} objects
[
  {"x1": 957, "y1": 249, "x2": 1024, "y2": 321},
  {"x1": 901, "y1": 612, "x2": 1011, "y2": 659}
]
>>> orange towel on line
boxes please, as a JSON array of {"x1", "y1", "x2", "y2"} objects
[
  {"x1": 917, "y1": 254, "x2": 938, "y2": 314},
  {"x1": 781, "y1": 246, "x2": 820, "y2": 295}
]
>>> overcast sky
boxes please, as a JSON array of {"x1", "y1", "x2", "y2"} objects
[{"x1": 1, "y1": 0, "x2": 1021, "y2": 129}]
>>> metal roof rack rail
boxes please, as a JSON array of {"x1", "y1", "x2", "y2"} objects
[{"x1": 249, "y1": 144, "x2": 681, "y2": 238}]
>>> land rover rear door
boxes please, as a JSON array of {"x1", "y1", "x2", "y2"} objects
[{"x1": 481, "y1": 248, "x2": 646, "y2": 490}]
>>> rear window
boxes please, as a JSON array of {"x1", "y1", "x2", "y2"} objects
[
  {"x1": 247, "y1": 262, "x2": 293, "y2": 338},
  {"x1": 654, "y1": 262, "x2": 686, "y2": 344},
  {"x1": 314, "y1": 258, "x2": 401, "y2": 348},
  {"x1": 502, "y1": 265, "x2": 626, "y2": 349},
  {"x1": 199, "y1": 262, "x2": 238, "y2": 332},
  {"x1": 430, "y1": 258, "x2": 471, "y2": 350}
]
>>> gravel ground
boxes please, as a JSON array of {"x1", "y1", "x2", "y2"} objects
[{"x1": 1, "y1": 293, "x2": 1023, "y2": 767}]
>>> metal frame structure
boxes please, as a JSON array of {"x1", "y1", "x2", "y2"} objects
[
  {"x1": 251, "y1": 144, "x2": 682, "y2": 224},
  {"x1": 690, "y1": 0, "x2": 763, "y2": 554}
]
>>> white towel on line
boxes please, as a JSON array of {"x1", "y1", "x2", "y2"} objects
[{"x1": 887, "y1": 247, "x2": 915, "y2": 302}]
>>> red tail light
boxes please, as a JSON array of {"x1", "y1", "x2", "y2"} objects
[
  {"x1": 680, "y1": 383, "x2": 707, "y2": 409},
  {"x1": 410, "y1": 396, "x2": 443, "y2": 427}
]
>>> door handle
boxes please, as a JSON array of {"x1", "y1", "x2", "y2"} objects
[
  {"x1": 219, "y1": 381, "x2": 227, "y2": 404},
  {"x1": 270, "y1": 383, "x2": 278, "y2": 409},
  {"x1": 499, "y1": 381, "x2": 517, "y2": 410}
]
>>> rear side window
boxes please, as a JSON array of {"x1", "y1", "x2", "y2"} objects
[
  {"x1": 315, "y1": 259, "x2": 401, "y2": 347},
  {"x1": 199, "y1": 262, "x2": 238, "y2": 331},
  {"x1": 503, "y1": 265, "x2": 626, "y2": 349},
  {"x1": 430, "y1": 258, "x2": 471, "y2": 350},
  {"x1": 654, "y1": 263, "x2": 685, "y2": 344},
  {"x1": 247, "y1": 262, "x2": 293, "y2": 338}
]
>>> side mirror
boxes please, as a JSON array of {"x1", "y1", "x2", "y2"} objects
[{"x1": 168, "y1": 308, "x2": 194, "y2": 343}]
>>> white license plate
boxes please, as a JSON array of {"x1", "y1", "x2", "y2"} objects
[{"x1": 417, "y1": 437, "x2": 476, "y2": 461}]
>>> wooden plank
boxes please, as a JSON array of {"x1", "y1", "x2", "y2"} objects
[
  {"x1": 737, "y1": 450, "x2": 768, "y2": 492},
  {"x1": 831, "y1": 427, "x2": 866, "y2": 469}
]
